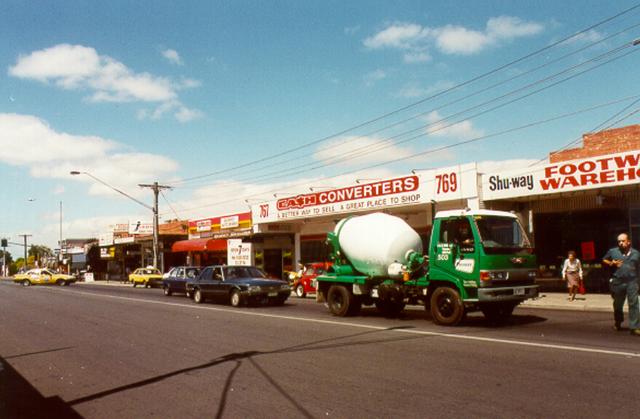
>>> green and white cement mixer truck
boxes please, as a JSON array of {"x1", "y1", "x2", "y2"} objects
[{"x1": 314, "y1": 209, "x2": 539, "y2": 325}]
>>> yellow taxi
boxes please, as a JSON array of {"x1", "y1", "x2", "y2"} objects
[
  {"x1": 13, "y1": 268, "x2": 77, "y2": 286},
  {"x1": 129, "y1": 267, "x2": 163, "y2": 288}
]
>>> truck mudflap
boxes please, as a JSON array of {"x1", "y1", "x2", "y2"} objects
[{"x1": 475, "y1": 285, "x2": 539, "y2": 302}]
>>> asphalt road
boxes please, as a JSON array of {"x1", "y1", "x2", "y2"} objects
[{"x1": 1, "y1": 281, "x2": 639, "y2": 418}]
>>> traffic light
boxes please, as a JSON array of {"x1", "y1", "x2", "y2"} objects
[{"x1": 1, "y1": 238, "x2": 6, "y2": 248}]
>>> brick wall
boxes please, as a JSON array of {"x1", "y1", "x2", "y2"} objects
[{"x1": 550, "y1": 124, "x2": 640, "y2": 163}]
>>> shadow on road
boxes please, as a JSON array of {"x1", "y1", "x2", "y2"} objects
[
  {"x1": 62, "y1": 326, "x2": 424, "y2": 418},
  {"x1": 0, "y1": 355, "x2": 82, "y2": 419}
]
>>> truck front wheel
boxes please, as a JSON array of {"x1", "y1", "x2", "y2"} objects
[
  {"x1": 430, "y1": 287, "x2": 465, "y2": 326},
  {"x1": 327, "y1": 285, "x2": 360, "y2": 316}
]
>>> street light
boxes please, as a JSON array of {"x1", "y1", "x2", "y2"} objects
[{"x1": 70, "y1": 171, "x2": 162, "y2": 269}]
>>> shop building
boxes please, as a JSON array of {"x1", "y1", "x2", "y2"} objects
[
  {"x1": 251, "y1": 163, "x2": 482, "y2": 274},
  {"x1": 99, "y1": 220, "x2": 188, "y2": 279},
  {"x1": 171, "y1": 212, "x2": 253, "y2": 266},
  {"x1": 480, "y1": 124, "x2": 640, "y2": 291}
]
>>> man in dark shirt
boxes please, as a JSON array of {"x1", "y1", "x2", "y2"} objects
[{"x1": 603, "y1": 233, "x2": 640, "y2": 335}]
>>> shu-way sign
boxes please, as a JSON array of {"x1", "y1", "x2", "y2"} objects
[{"x1": 481, "y1": 150, "x2": 640, "y2": 200}]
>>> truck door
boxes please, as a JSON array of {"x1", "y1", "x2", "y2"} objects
[{"x1": 431, "y1": 218, "x2": 478, "y2": 288}]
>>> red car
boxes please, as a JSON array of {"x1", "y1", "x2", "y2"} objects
[{"x1": 291, "y1": 262, "x2": 332, "y2": 298}]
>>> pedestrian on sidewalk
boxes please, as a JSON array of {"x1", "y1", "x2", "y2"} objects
[
  {"x1": 602, "y1": 233, "x2": 640, "y2": 336},
  {"x1": 562, "y1": 250, "x2": 583, "y2": 301}
]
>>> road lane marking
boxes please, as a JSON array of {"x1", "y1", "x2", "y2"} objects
[{"x1": 43, "y1": 287, "x2": 640, "y2": 359}]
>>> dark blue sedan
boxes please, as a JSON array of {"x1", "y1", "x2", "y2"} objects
[
  {"x1": 185, "y1": 265, "x2": 291, "y2": 306},
  {"x1": 162, "y1": 266, "x2": 202, "y2": 296}
]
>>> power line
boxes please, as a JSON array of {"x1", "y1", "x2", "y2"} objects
[
  {"x1": 171, "y1": 40, "x2": 640, "y2": 193},
  {"x1": 165, "y1": 3, "x2": 640, "y2": 187},
  {"x1": 160, "y1": 93, "x2": 640, "y2": 217}
]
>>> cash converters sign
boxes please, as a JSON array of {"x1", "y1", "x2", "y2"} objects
[
  {"x1": 253, "y1": 176, "x2": 423, "y2": 223},
  {"x1": 482, "y1": 150, "x2": 640, "y2": 200},
  {"x1": 277, "y1": 176, "x2": 418, "y2": 210}
]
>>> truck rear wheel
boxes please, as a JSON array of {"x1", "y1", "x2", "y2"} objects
[
  {"x1": 430, "y1": 287, "x2": 465, "y2": 326},
  {"x1": 327, "y1": 285, "x2": 360, "y2": 316}
]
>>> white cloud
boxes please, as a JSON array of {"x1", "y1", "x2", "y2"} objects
[
  {"x1": 364, "y1": 23, "x2": 430, "y2": 49},
  {"x1": 425, "y1": 111, "x2": 484, "y2": 140},
  {"x1": 161, "y1": 48, "x2": 183, "y2": 65},
  {"x1": 434, "y1": 25, "x2": 491, "y2": 55},
  {"x1": 0, "y1": 113, "x2": 115, "y2": 165},
  {"x1": 0, "y1": 113, "x2": 179, "y2": 200},
  {"x1": 364, "y1": 16, "x2": 543, "y2": 60},
  {"x1": 9, "y1": 44, "x2": 202, "y2": 122},
  {"x1": 313, "y1": 136, "x2": 417, "y2": 166},
  {"x1": 562, "y1": 29, "x2": 605, "y2": 45},
  {"x1": 175, "y1": 106, "x2": 204, "y2": 123},
  {"x1": 364, "y1": 69, "x2": 387, "y2": 86}
]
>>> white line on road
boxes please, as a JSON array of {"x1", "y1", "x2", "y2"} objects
[{"x1": 47, "y1": 287, "x2": 640, "y2": 359}]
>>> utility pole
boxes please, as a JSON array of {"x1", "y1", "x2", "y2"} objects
[
  {"x1": 138, "y1": 182, "x2": 172, "y2": 269},
  {"x1": 1, "y1": 238, "x2": 7, "y2": 277},
  {"x1": 18, "y1": 234, "x2": 32, "y2": 271}
]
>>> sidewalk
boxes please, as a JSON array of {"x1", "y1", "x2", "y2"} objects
[
  {"x1": 521, "y1": 292, "x2": 621, "y2": 313},
  {"x1": 0, "y1": 278, "x2": 622, "y2": 313}
]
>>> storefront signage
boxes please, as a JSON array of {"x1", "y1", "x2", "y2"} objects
[
  {"x1": 220, "y1": 215, "x2": 239, "y2": 229},
  {"x1": 99, "y1": 233, "x2": 114, "y2": 246},
  {"x1": 252, "y1": 166, "x2": 478, "y2": 224},
  {"x1": 114, "y1": 236, "x2": 135, "y2": 244},
  {"x1": 227, "y1": 239, "x2": 254, "y2": 266},
  {"x1": 482, "y1": 150, "x2": 640, "y2": 200},
  {"x1": 188, "y1": 212, "x2": 252, "y2": 240},
  {"x1": 112, "y1": 223, "x2": 129, "y2": 233},
  {"x1": 196, "y1": 219, "x2": 211, "y2": 232},
  {"x1": 100, "y1": 247, "x2": 115, "y2": 259},
  {"x1": 129, "y1": 221, "x2": 153, "y2": 235}
]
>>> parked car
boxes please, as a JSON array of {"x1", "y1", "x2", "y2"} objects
[
  {"x1": 129, "y1": 267, "x2": 163, "y2": 288},
  {"x1": 291, "y1": 262, "x2": 332, "y2": 298},
  {"x1": 162, "y1": 266, "x2": 202, "y2": 296},
  {"x1": 13, "y1": 269, "x2": 77, "y2": 286},
  {"x1": 185, "y1": 265, "x2": 291, "y2": 306}
]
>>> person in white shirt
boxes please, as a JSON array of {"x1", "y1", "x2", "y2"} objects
[{"x1": 562, "y1": 250, "x2": 583, "y2": 301}]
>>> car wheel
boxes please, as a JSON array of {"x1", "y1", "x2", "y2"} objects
[
  {"x1": 163, "y1": 286, "x2": 172, "y2": 296},
  {"x1": 144, "y1": 281, "x2": 150, "y2": 289},
  {"x1": 56, "y1": 279, "x2": 65, "y2": 286},
  {"x1": 22, "y1": 279, "x2": 31, "y2": 287},
  {"x1": 230, "y1": 290, "x2": 242, "y2": 307},
  {"x1": 429, "y1": 286, "x2": 465, "y2": 326},
  {"x1": 194, "y1": 289, "x2": 204, "y2": 304},
  {"x1": 132, "y1": 282, "x2": 137, "y2": 288},
  {"x1": 295, "y1": 285, "x2": 306, "y2": 298}
]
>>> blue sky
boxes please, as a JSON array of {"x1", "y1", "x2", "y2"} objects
[{"x1": 1, "y1": 0, "x2": 640, "y2": 254}]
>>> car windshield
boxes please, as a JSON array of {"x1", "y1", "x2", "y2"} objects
[
  {"x1": 474, "y1": 215, "x2": 532, "y2": 254},
  {"x1": 223, "y1": 266, "x2": 267, "y2": 279}
]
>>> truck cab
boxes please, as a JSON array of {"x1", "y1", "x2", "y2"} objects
[{"x1": 427, "y1": 209, "x2": 538, "y2": 324}]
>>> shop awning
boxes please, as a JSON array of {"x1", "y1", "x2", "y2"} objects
[{"x1": 171, "y1": 238, "x2": 228, "y2": 252}]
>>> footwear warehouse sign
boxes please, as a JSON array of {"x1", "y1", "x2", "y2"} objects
[{"x1": 481, "y1": 150, "x2": 640, "y2": 200}]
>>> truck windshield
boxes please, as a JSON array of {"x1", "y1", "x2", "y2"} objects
[{"x1": 474, "y1": 215, "x2": 531, "y2": 253}]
